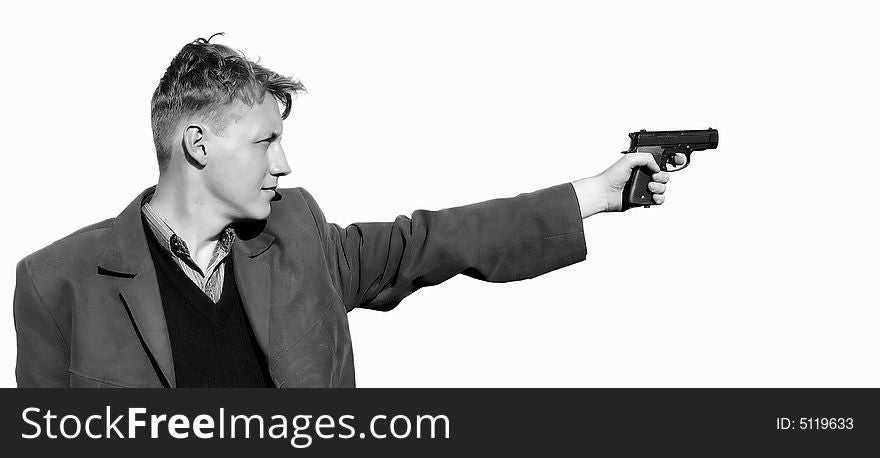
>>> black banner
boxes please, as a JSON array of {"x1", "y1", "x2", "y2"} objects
[{"x1": 1, "y1": 389, "x2": 875, "y2": 454}]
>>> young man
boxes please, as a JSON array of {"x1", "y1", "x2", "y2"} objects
[{"x1": 13, "y1": 36, "x2": 672, "y2": 388}]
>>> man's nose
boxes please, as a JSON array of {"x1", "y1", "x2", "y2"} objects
[{"x1": 269, "y1": 144, "x2": 292, "y2": 176}]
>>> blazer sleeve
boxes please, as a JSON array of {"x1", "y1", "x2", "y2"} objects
[
  {"x1": 13, "y1": 258, "x2": 70, "y2": 387},
  {"x1": 300, "y1": 183, "x2": 588, "y2": 312}
]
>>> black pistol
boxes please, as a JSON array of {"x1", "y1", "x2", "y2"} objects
[{"x1": 621, "y1": 128, "x2": 719, "y2": 208}]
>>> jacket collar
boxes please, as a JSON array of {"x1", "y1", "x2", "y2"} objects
[{"x1": 98, "y1": 186, "x2": 276, "y2": 274}]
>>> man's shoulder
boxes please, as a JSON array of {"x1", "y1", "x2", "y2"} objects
[
  {"x1": 19, "y1": 217, "x2": 116, "y2": 278},
  {"x1": 270, "y1": 187, "x2": 322, "y2": 221},
  {"x1": 274, "y1": 187, "x2": 311, "y2": 205},
  {"x1": 265, "y1": 187, "x2": 326, "y2": 238}
]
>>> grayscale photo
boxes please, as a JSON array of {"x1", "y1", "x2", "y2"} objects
[{"x1": 1, "y1": 1, "x2": 876, "y2": 390}]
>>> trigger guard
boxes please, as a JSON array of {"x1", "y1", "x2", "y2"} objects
[{"x1": 666, "y1": 153, "x2": 691, "y2": 172}]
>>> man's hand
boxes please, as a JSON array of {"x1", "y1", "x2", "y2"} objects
[{"x1": 571, "y1": 153, "x2": 683, "y2": 218}]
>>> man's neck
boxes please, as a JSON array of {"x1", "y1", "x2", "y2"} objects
[{"x1": 149, "y1": 180, "x2": 231, "y2": 268}]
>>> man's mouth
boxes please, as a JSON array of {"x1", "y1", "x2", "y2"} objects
[{"x1": 262, "y1": 186, "x2": 281, "y2": 201}]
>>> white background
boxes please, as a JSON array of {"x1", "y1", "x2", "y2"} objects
[{"x1": 0, "y1": 1, "x2": 877, "y2": 387}]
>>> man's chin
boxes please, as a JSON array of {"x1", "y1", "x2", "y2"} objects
[
  {"x1": 233, "y1": 205, "x2": 273, "y2": 224},
  {"x1": 250, "y1": 207, "x2": 273, "y2": 222}
]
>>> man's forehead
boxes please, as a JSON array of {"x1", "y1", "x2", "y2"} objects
[{"x1": 225, "y1": 97, "x2": 283, "y2": 134}]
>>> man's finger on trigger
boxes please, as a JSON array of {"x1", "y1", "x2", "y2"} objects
[
  {"x1": 653, "y1": 194, "x2": 666, "y2": 204},
  {"x1": 652, "y1": 172, "x2": 669, "y2": 183},
  {"x1": 674, "y1": 153, "x2": 687, "y2": 165}
]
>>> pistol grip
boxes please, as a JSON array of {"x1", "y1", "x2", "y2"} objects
[
  {"x1": 623, "y1": 167, "x2": 655, "y2": 209},
  {"x1": 622, "y1": 146, "x2": 667, "y2": 209}
]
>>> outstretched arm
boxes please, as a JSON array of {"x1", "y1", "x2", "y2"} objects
[
  {"x1": 302, "y1": 153, "x2": 677, "y2": 313},
  {"x1": 301, "y1": 183, "x2": 587, "y2": 313}
]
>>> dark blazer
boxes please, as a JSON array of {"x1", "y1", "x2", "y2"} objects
[{"x1": 14, "y1": 184, "x2": 587, "y2": 387}]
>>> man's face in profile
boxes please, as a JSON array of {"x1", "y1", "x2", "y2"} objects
[{"x1": 199, "y1": 95, "x2": 290, "y2": 222}]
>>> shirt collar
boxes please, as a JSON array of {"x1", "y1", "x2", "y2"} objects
[{"x1": 141, "y1": 201, "x2": 236, "y2": 269}]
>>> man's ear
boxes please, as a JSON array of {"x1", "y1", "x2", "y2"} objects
[{"x1": 183, "y1": 124, "x2": 208, "y2": 167}]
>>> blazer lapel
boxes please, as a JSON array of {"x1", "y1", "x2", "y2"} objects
[
  {"x1": 118, "y1": 256, "x2": 176, "y2": 387},
  {"x1": 233, "y1": 231, "x2": 276, "y2": 361},
  {"x1": 99, "y1": 186, "x2": 176, "y2": 387}
]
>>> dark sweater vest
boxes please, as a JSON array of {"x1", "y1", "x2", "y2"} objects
[{"x1": 143, "y1": 218, "x2": 274, "y2": 387}]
